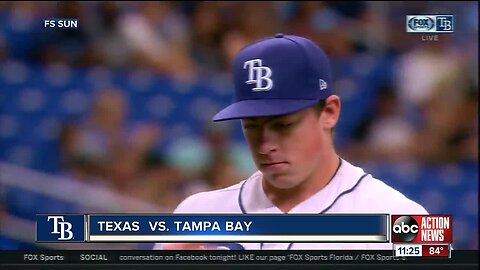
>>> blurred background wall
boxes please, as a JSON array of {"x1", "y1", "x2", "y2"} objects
[{"x1": 0, "y1": 1, "x2": 477, "y2": 250}]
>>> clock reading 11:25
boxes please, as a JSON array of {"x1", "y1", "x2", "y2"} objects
[{"x1": 394, "y1": 244, "x2": 422, "y2": 257}]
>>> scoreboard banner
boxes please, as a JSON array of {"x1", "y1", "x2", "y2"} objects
[
  {"x1": 36, "y1": 214, "x2": 453, "y2": 251},
  {"x1": 36, "y1": 214, "x2": 388, "y2": 243}
]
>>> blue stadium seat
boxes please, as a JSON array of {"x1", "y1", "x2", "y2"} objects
[
  {"x1": 0, "y1": 234, "x2": 21, "y2": 249},
  {"x1": 4, "y1": 187, "x2": 43, "y2": 220},
  {"x1": 4, "y1": 186, "x2": 77, "y2": 221}
]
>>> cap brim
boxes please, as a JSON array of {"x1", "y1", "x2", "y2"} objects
[{"x1": 212, "y1": 99, "x2": 320, "y2": 122}]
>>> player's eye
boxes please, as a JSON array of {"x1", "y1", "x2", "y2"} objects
[
  {"x1": 243, "y1": 123, "x2": 259, "y2": 130},
  {"x1": 273, "y1": 122, "x2": 294, "y2": 129}
]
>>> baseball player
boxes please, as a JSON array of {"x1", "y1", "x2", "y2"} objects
[{"x1": 154, "y1": 34, "x2": 428, "y2": 250}]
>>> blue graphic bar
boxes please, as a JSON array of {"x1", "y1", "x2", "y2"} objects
[{"x1": 86, "y1": 214, "x2": 388, "y2": 243}]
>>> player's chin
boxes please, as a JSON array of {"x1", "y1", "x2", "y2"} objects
[
  {"x1": 264, "y1": 173, "x2": 299, "y2": 189},
  {"x1": 270, "y1": 180, "x2": 300, "y2": 190}
]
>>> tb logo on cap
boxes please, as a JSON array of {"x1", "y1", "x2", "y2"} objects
[{"x1": 243, "y1": 59, "x2": 273, "y2": 91}]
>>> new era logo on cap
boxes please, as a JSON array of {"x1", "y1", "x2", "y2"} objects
[
  {"x1": 213, "y1": 33, "x2": 333, "y2": 122},
  {"x1": 319, "y1": 79, "x2": 327, "y2": 91}
]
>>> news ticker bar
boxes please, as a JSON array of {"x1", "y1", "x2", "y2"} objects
[
  {"x1": 36, "y1": 214, "x2": 389, "y2": 243},
  {"x1": 2, "y1": 250, "x2": 477, "y2": 265}
]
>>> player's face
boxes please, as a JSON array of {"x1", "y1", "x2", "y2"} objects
[{"x1": 242, "y1": 96, "x2": 340, "y2": 189}]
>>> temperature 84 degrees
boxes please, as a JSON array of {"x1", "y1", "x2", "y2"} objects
[{"x1": 422, "y1": 244, "x2": 449, "y2": 257}]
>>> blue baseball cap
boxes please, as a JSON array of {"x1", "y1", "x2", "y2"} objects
[{"x1": 213, "y1": 33, "x2": 333, "y2": 122}]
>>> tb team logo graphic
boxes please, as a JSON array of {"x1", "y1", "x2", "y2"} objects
[
  {"x1": 406, "y1": 15, "x2": 454, "y2": 33},
  {"x1": 48, "y1": 216, "x2": 74, "y2": 240},
  {"x1": 244, "y1": 59, "x2": 273, "y2": 91},
  {"x1": 36, "y1": 214, "x2": 85, "y2": 242}
]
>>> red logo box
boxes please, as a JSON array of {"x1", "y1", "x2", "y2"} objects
[{"x1": 391, "y1": 215, "x2": 452, "y2": 243}]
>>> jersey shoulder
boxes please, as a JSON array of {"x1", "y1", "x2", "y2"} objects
[
  {"x1": 173, "y1": 181, "x2": 243, "y2": 213},
  {"x1": 337, "y1": 160, "x2": 428, "y2": 215},
  {"x1": 356, "y1": 173, "x2": 429, "y2": 215}
]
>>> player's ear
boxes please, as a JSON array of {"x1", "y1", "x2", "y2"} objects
[{"x1": 321, "y1": 95, "x2": 341, "y2": 129}]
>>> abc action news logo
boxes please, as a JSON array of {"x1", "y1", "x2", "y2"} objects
[{"x1": 391, "y1": 215, "x2": 452, "y2": 243}]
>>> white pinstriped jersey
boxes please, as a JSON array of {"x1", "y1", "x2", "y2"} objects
[{"x1": 154, "y1": 158, "x2": 428, "y2": 250}]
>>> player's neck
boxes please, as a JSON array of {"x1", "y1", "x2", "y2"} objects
[{"x1": 263, "y1": 153, "x2": 341, "y2": 213}]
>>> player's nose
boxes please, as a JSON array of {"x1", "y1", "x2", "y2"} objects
[{"x1": 257, "y1": 127, "x2": 278, "y2": 155}]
